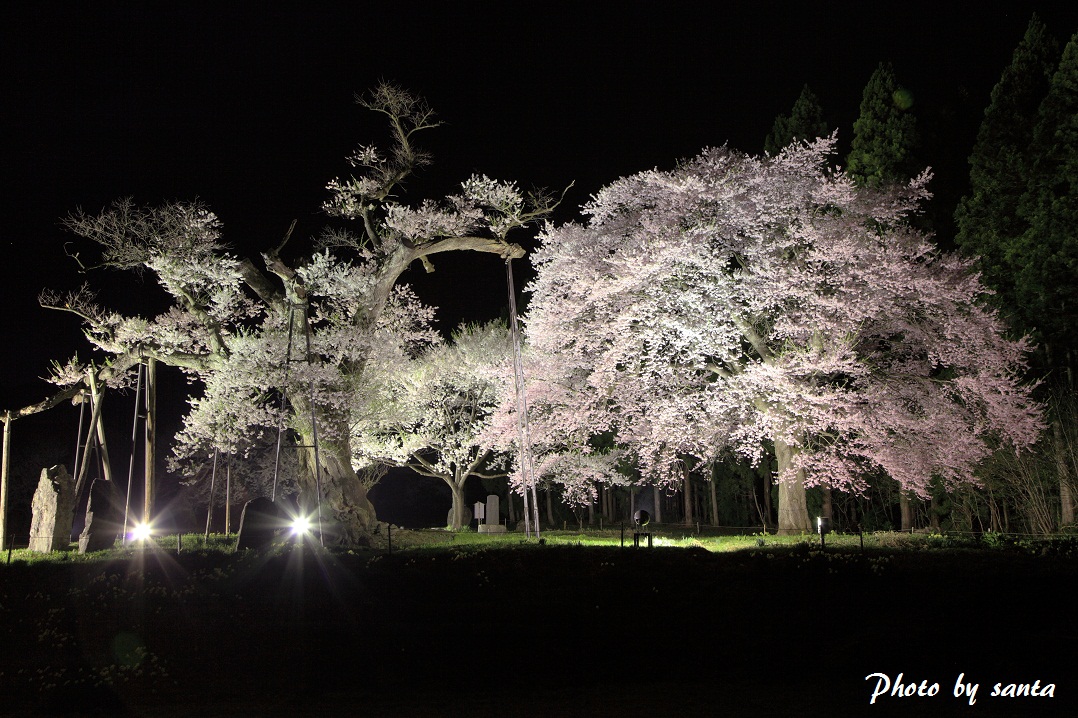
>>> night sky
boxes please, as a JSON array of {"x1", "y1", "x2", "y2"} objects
[{"x1": 4, "y1": 2, "x2": 1077, "y2": 420}]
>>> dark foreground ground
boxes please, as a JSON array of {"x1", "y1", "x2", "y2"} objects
[{"x1": 1, "y1": 541, "x2": 1075, "y2": 717}]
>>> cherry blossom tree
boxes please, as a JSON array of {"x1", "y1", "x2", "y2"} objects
[
  {"x1": 515, "y1": 136, "x2": 1044, "y2": 533},
  {"x1": 38, "y1": 84, "x2": 556, "y2": 546},
  {"x1": 350, "y1": 322, "x2": 511, "y2": 530}
]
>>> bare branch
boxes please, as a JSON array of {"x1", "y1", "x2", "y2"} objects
[
  {"x1": 315, "y1": 228, "x2": 371, "y2": 255},
  {"x1": 38, "y1": 283, "x2": 103, "y2": 323},
  {"x1": 63, "y1": 198, "x2": 225, "y2": 271},
  {"x1": 271, "y1": 219, "x2": 298, "y2": 257},
  {"x1": 325, "y1": 83, "x2": 443, "y2": 218}
]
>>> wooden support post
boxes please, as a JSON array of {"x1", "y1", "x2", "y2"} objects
[
  {"x1": 76, "y1": 376, "x2": 106, "y2": 504},
  {"x1": 1, "y1": 411, "x2": 12, "y2": 552},
  {"x1": 225, "y1": 453, "x2": 232, "y2": 535},
  {"x1": 143, "y1": 358, "x2": 156, "y2": 525},
  {"x1": 88, "y1": 371, "x2": 114, "y2": 484}
]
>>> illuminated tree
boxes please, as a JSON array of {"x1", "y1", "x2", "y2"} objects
[
  {"x1": 515, "y1": 137, "x2": 1043, "y2": 533},
  {"x1": 39, "y1": 84, "x2": 555, "y2": 546},
  {"x1": 350, "y1": 322, "x2": 511, "y2": 530}
]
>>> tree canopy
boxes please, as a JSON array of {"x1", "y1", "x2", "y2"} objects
[
  {"x1": 39, "y1": 84, "x2": 555, "y2": 545},
  {"x1": 505, "y1": 137, "x2": 1043, "y2": 532},
  {"x1": 350, "y1": 322, "x2": 511, "y2": 529}
]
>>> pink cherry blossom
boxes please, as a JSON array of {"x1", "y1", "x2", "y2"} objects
[{"x1": 506, "y1": 137, "x2": 1043, "y2": 532}]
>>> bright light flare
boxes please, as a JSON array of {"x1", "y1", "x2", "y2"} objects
[
  {"x1": 290, "y1": 516, "x2": 312, "y2": 537},
  {"x1": 130, "y1": 522, "x2": 153, "y2": 542}
]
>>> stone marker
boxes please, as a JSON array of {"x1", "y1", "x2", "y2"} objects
[
  {"x1": 235, "y1": 497, "x2": 283, "y2": 551},
  {"x1": 478, "y1": 493, "x2": 507, "y2": 534},
  {"x1": 29, "y1": 465, "x2": 76, "y2": 552},
  {"x1": 79, "y1": 479, "x2": 123, "y2": 553}
]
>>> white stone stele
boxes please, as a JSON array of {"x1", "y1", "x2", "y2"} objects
[
  {"x1": 478, "y1": 495, "x2": 505, "y2": 532},
  {"x1": 484, "y1": 494, "x2": 499, "y2": 524}
]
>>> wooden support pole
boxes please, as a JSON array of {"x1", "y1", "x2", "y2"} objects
[
  {"x1": 1, "y1": 412, "x2": 12, "y2": 552},
  {"x1": 225, "y1": 453, "x2": 231, "y2": 535},
  {"x1": 143, "y1": 358, "x2": 156, "y2": 525},
  {"x1": 75, "y1": 377, "x2": 107, "y2": 502},
  {"x1": 88, "y1": 371, "x2": 114, "y2": 484},
  {"x1": 123, "y1": 363, "x2": 144, "y2": 542}
]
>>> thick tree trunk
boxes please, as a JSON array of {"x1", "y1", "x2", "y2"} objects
[
  {"x1": 447, "y1": 479, "x2": 466, "y2": 530},
  {"x1": 762, "y1": 463, "x2": 773, "y2": 531},
  {"x1": 1062, "y1": 480, "x2": 1075, "y2": 528},
  {"x1": 709, "y1": 475, "x2": 719, "y2": 527},
  {"x1": 1052, "y1": 418, "x2": 1075, "y2": 527},
  {"x1": 774, "y1": 438, "x2": 812, "y2": 533},
  {"x1": 899, "y1": 492, "x2": 913, "y2": 531},
  {"x1": 292, "y1": 401, "x2": 377, "y2": 546},
  {"x1": 653, "y1": 484, "x2": 662, "y2": 524},
  {"x1": 682, "y1": 467, "x2": 693, "y2": 527}
]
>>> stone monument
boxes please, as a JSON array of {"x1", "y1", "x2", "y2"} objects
[
  {"x1": 477, "y1": 493, "x2": 507, "y2": 534},
  {"x1": 29, "y1": 465, "x2": 75, "y2": 552},
  {"x1": 235, "y1": 497, "x2": 283, "y2": 550},
  {"x1": 79, "y1": 479, "x2": 123, "y2": 553}
]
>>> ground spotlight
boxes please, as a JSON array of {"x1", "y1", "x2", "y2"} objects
[
  {"x1": 130, "y1": 522, "x2": 153, "y2": 543},
  {"x1": 632, "y1": 510, "x2": 652, "y2": 548},
  {"x1": 816, "y1": 516, "x2": 832, "y2": 549},
  {"x1": 290, "y1": 516, "x2": 312, "y2": 537}
]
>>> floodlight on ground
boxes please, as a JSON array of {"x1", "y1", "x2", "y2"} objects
[
  {"x1": 816, "y1": 516, "x2": 832, "y2": 549},
  {"x1": 130, "y1": 522, "x2": 153, "y2": 543},
  {"x1": 290, "y1": 516, "x2": 312, "y2": 537},
  {"x1": 632, "y1": 510, "x2": 652, "y2": 547}
]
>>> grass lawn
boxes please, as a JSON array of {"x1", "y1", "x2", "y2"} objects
[{"x1": 1, "y1": 529, "x2": 1075, "y2": 717}]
